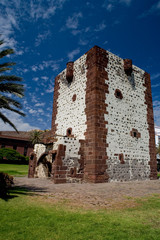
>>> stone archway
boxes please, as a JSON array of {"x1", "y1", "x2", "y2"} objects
[{"x1": 35, "y1": 153, "x2": 52, "y2": 178}]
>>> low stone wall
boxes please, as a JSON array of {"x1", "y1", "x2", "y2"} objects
[{"x1": 53, "y1": 136, "x2": 83, "y2": 183}]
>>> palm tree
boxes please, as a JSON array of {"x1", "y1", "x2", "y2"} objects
[
  {"x1": 30, "y1": 130, "x2": 43, "y2": 145},
  {"x1": 0, "y1": 39, "x2": 25, "y2": 132}
]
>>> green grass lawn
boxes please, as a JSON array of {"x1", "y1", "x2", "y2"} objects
[
  {"x1": 0, "y1": 163, "x2": 28, "y2": 176},
  {"x1": 0, "y1": 187, "x2": 160, "y2": 240}
]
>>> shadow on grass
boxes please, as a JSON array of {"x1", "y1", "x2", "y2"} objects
[{"x1": 0, "y1": 185, "x2": 47, "y2": 202}]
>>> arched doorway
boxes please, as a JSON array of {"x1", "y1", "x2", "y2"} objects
[{"x1": 36, "y1": 153, "x2": 52, "y2": 178}]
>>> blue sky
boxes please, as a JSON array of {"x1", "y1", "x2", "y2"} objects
[{"x1": 0, "y1": 0, "x2": 160, "y2": 131}]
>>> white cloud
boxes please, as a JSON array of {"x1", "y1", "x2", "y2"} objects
[
  {"x1": 153, "y1": 100, "x2": 160, "y2": 126},
  {"x1": 31, "y1": 59, "x2": 62, "y2": 72},
  {"x1": 0, "y1": 110, "x2": 38, "y2": 131},
  {"x1": 15, "y1": 50, "x2": 24, "y2": 55},
  {"x1": 45, "y1": 85, "x2": 54, "y2": 93},
  {"x1": 41, "y1": 76, "x2": 49, "y2": 81},
  {"x1": 79, "y1": 39, "x2": 88, "y2": 46},
  {"x1": 152, "y1": 83, "x2": 160, "y2": 88},
  {"x1": 151, "y1": 73, "x2": 160, "y2": 80},
  {"x1": 27, "y1": 106, "x2": 45, "y2": 116},
  {"x1": 84, "y1": 27, "x2": 90, "y2": 32},
  {"x1": 35, "y1": 103, "x2": 45, "y2": 107},
  {"x1": 35, "y1": 30, "x2": 51, "y2": 47},
  {"x1": 1, "y1": 0, "x2": 67, "y2": 22},
  {"x1": 0, "y1": 0, "x2": 67, "y2": 51},
  {"x1": 31, "y1": 66, "x2": 39, "y2": 72},
  {"x1": 71, "y1": 30, "x2": 81, "y2": 36},
  {"x1": 29, "y1": 109, "x2": 37, "y2": 114},
  {"x1": 37, "y1": 118, "x2": 44, "y2": 122},
  {"x1": 95, "y1": 22, "x2": 106, "y2": 32},
  {"x1": 30, "y1": 0, "x2": 66, "y2": 20},
  {"x1": 29, "y1": 93, "x2": 40, "y2": 103},
  {"x1": 103, "y1": 40, "x2": 108, "y2": 45},
  {"x1": 67, "y1": 48, "x2": 80, "y2": 61},
  {"x1": 106, "y1": 4, "x2": 113, "y2": 11},
  {"x1": 120, "y1": 0, "x2": 132, "y2": 6},
  {"x1": 37, "y1": 109, "x2": 44, "y2": 114},
  {"x1": 66, "y1": 12, "x2": 83, "y2": 29},
  {"x1": 0, "y1": 5, "x2": 20, "y2": 51},
  {"x1": 86, "y1": 2, "x2": 95, "y2": 9},
  {"x1": 71, "y1": 26, "x2": 90, "y2": 36},
  {"x1": 33, "y1": 77, "x2": 39, "y2": 81},
  {"x1": 139, "y1": 1, "x2": 160, "y2": 18},
  {"x1": 102, "y1": 0, "x2": 132, "y2": 11}
]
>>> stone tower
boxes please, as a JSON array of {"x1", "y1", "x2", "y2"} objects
[{"x1": 29, "y1": 46, "x2": 157, "y2": 183}]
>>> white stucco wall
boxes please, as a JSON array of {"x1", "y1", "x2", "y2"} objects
[
  {"x1": 54, "y1": 54, "x2": 87, "y2": 139},
  {"x1": 105, "y1": 51, "x2": 150, "y2": 181},
  {"x1": 34, "y1": 144, "x2": 46, "y2": 160}
]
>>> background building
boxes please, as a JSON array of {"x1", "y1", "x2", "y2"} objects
[
  {"x1": 155, "y1": 126, "x2": 160, "y2": 146},
  {"x1": 0, "y1": 131, "x2": 33, "y2": 157}
]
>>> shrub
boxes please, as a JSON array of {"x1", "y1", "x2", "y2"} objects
[
  {"x1": 0, "y1": 148, "x2": 29, "y2": 164},
  {"x1": 0, "y1": 172, "x2": 14, "y2": 197}
]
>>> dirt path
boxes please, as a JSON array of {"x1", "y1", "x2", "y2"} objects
[{"x1": 14, "y1": 177, "x2": 160, "y2": 209}]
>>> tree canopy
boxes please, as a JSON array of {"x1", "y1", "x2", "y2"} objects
[{"x1": 29, "y1": 130, "x2": 43, "y2": 145}]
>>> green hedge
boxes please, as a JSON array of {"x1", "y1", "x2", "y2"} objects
[{"x1": 0, "y1": 148, "x2": 29, "y2": 164}]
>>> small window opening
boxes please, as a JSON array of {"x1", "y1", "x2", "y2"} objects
[
  {"x1": 115, "y1": 89, "x2": 123, "y2": 99},
  {"x1": 66, "y1": 128, "x2": 72, "y2": 137},
  {"x1": 117, "y1": 91, "x2": 121, "y2": 97},
  {"x1": 119, "y1": 153, "x2": 125, "y2": 164},
  {"x1": 66, "y1": 128, "x2": 73, "y2": 137},
  {"x1": 133, "y1": 131, "x2": 137, "y2": 138},
  {"x1": 130, "y1": 128, "x2": 141, "y2": 139},
  {"x1": 72, "y1": 94, "x2": 76, "y2": 102},
  {"x1": 67, "y1": 129, "x2": 71, "y2": 135}
]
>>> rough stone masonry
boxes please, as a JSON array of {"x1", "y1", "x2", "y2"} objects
[{"x1": 28, "y1": 46, "x2": 157, "y2": 183}]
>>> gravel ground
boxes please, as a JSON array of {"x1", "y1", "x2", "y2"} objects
[{"x1": 14, "y1": 177, "x2": 160, "y2": 209}]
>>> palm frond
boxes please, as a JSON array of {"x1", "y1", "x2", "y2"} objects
[
  {"x1": 0, "y1": 95, "x2": 23, "y2": 109},
  {"x1": 0, "y1": 111, "x2": 18, "y2": 132},
  {"x1": 156, "y1": 143, "x2": 160, "y2": 155},
  {"x1": 0, "y1": 68, "x2": 12, "y2": 73},
  {"x1": 0, "y1": 96, "x2": 25, "y2": 116},
  {"x1": 0, "y1": 75, "x2": 22, "y2": 82},
  {"x1": 0, "y1": 83, "x2": 24, "y2": 97},
  {"x1": 0, "y1": 103, "x2": 25, "y2": 117},
  {"x1": 0, "y1": 62, "x2": 16, "y2": 73},
  {"x1": 0, "y1": 39, "x2": 25, "y2": 132},
  {"x1": 0, "y1": 62, "x2": 16, "y2": 68},
  {"x1": 0, "y1": 49, "x2": 14, "y2": 59},
  {"x1": 30, "y1": 131, "x2": 43, "y2": 144}
]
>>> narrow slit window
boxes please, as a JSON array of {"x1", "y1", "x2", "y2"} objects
[{"x1": 133, "y1": 131, "x2": 137, "y2": 138}]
